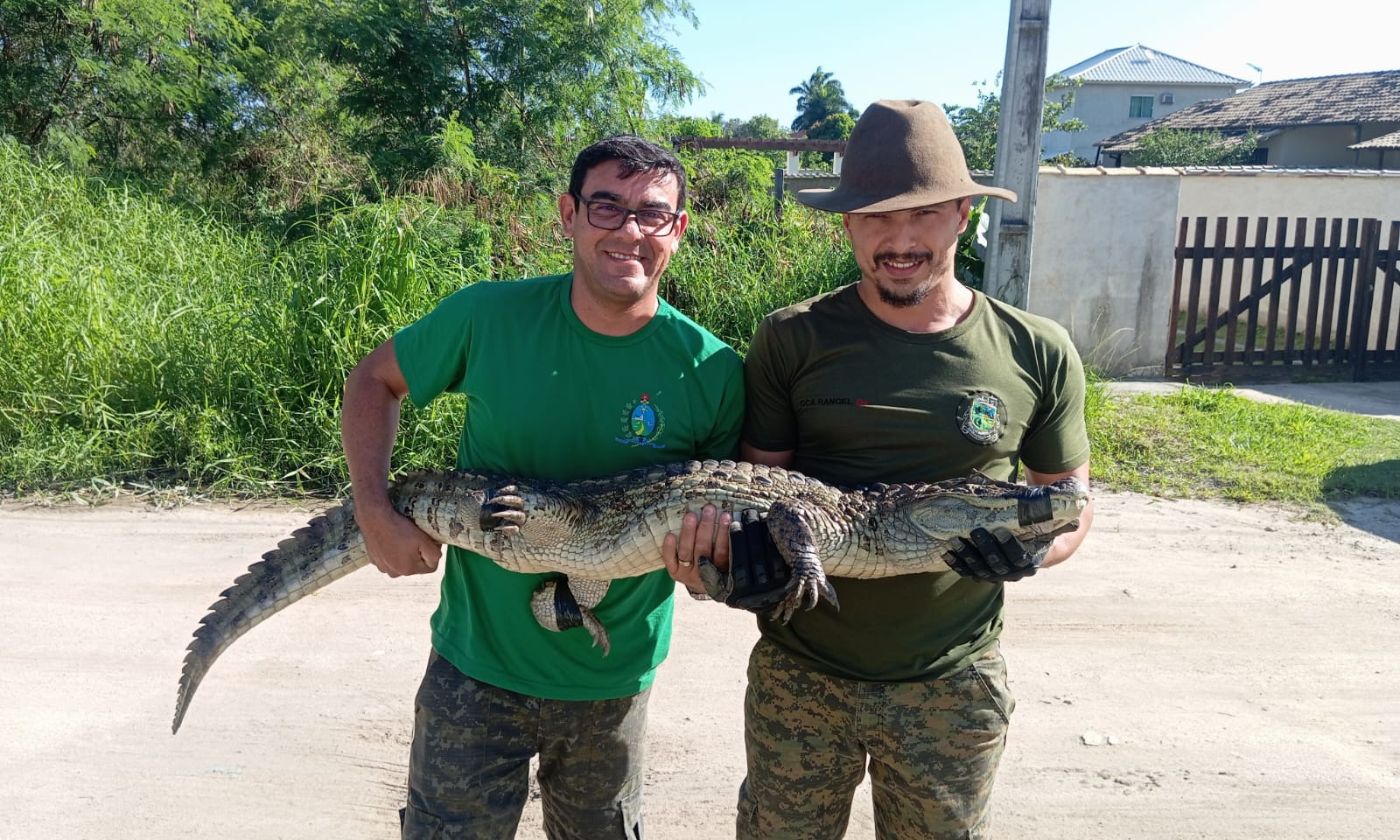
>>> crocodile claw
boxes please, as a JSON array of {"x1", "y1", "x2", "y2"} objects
[
  {"x1": 771, "y1": 562, "x2": 838, "y2": 623},
  {"x1": 491, "y1": 509, "x2": 528, "y2": 527},
  {"x1": 480, "y1": 485, "x2": 526, "y2": 531}
]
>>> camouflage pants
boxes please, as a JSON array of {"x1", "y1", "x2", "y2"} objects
[
  {"x1": 400, "y1": 651, "x2": 648, "y2": 840},
  {"x1": 737, "y1": 639, "x2": 1014, "y2": 840}
]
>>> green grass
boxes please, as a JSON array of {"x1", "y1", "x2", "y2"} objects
[
  {"x1": 1085, "y1": 378, "x2": 1400, "y2": 503},
  {"x1": 0, "y1": 139, "x2": 853, "y2": 496},
  {"x1": 3, "y1": 141, "x2": 1396, "y2": 504}
]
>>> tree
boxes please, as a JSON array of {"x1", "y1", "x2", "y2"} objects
[
  {"x1": 944, "y1": 74, "x2": 1085, "y2": 170},
  {"x1": 723, "y1": 113, "x2": 783, "y2": 140},
  {"x1": 805, "y1": 112, "x2": 854, "y2": 142},
  {"x1": 319, "y1": 0, "x2": 702, "y2": 182},
  {"x1": 801, "y1": 110, "x2": 853, "y2": 168},
  {"x1": 0, "y1": 0, "x2": 251, "y2": 173},
  {"x1": 1131, "y1": 129, "x2": 1258, "y2": 166},
  {"x1": 0, "y1": 0, "x2": 706, "y2": 212},
  {"x1": 788, "y1": 66, "x2": 856, "y2": 133}
]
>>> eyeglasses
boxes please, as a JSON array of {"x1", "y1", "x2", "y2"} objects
[{"x1": 576, "y1": 198, "x2": 681, "y2": 235}]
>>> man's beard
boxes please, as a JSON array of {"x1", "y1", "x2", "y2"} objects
[
  {"x1": 876, "y1": 279, "x2": 932, "y2": 308},
  {"x1": 871, "y1": 249, "x2": 944, "y2": 308}
]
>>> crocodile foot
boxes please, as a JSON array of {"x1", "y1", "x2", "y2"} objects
[
  {"x1": 480, "y1": 485, "x2": 527, "y2": 535},
  {"x1": 770, "y1": 555, "x2": 838, "y2": 624}
]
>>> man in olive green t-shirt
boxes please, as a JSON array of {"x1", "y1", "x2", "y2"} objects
[
  {"x1": 342, "y1": 136, "x2": 743, "y2": 839},
  {"x1": 672, "y1": 101, "x2": 1095, "y2": 839}
]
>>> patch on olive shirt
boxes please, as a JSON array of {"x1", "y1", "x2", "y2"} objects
[{"x1": 957, "y1": 391, "x2": 1006, "y2": 445}]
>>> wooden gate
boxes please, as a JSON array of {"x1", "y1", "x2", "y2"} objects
[{"x1": 1166, "y1": 216, "x2": 1400, "y2": 382}]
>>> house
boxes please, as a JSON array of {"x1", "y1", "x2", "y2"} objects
[
  {"x1": 1350, "y1": 128, "x2": 1400, "y2": 170},
  {"x1": 1097, "y1": 70, "x2": 1400, "y2": 168},
  {"x1": 1043, "y1": 44, "x2": 1248, "y2": 164}
]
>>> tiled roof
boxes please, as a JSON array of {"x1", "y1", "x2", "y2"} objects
[
  {"x1": 1350, "y1": 129, "x2": 1400, "y2": 150},
  {"x1": 1055, "y1": 45, "x2": 1248, "y2": 86},
  {"x1": 1044, "y1": 164, "x2": 1400, "y2": 178},
  {"x1": 1097, "y1": 70, "x2": 1400, "y2": 150}
]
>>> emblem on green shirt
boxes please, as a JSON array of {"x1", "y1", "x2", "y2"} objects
[
  {"x1": 958, "y1": 391, "x2": 1006, "y2": 445},
  {"x1": 616, "y1": 393, "x2": 668, "y2": 449}
]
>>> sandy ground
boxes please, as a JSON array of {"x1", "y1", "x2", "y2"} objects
[{"x1": 2, "y1": 491, "x2": 1398, "y2": 840}]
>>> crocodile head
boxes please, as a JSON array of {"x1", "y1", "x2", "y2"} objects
[{"x1": 900, "y1": 475, "x2": 1089, "y2": 545}]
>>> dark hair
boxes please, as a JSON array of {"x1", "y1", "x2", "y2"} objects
[{"x1": 568, "y1": 135, "x2": 688, "y2": 211}]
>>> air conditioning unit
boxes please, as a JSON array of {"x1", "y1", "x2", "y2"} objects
[{"x1": 1160, "y1": 92, "x2": 1175, "y2": 105}]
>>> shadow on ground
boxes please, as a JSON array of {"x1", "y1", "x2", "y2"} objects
[{"x1": 1324, "y1": 459, "x2": 1400, "y2": 543}]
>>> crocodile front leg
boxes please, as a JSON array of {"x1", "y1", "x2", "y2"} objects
[{"x1": 765, "y1": 500, "x2": 840, "y2": 622}]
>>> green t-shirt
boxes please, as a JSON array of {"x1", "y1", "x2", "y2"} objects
[
  {"x1": 394, "y1": 273, "x2": 744, "y2": 700},
  {"x1": 744, "y1": 284, "x2": 1089, "y2": 682}
]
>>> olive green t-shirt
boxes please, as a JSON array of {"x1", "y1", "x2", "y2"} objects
[
  {"x1": 744, "y1": 284, "x2": 1089, "y2": 682},
  {"x1": 394, "y1": 274, "x2": 744, "y2": 700}
]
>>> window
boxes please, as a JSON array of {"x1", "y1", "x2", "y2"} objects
[{"x1": 1129, "y1": 96, "x2": 1154, "y2": 118}]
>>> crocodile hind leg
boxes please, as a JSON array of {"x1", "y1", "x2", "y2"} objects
[
  {"x1": 765, "y1": 500, "x2": 840, "y2": 622},
  {"x1": 530, "y1": 577, "x2": 613, "y2": 655}
]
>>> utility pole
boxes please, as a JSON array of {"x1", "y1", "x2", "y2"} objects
[{"x1": 983, "y1": 0, "x2": 1050, "y2": 308}]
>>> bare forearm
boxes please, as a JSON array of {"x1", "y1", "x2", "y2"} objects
[
  {"x1": 1027, "y1": 463, "x2": 1093, "y2": 568},
  {"x1": 341, "y1": 341, "x2": 409, "y2": 514},
  {"x1": 339, "y1": 339, "x2": 442, "y2": 577},
  {"x1": 1042, "y1": 496, "x2": 1093, "y2": 568}
]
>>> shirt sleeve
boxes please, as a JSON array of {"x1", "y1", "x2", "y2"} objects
[
  {"x1": 694, "y1": 349, "x2": 746, "y2": 461},
  {"x1": 742, "y1": 317, "x2": 799, "y2": 453},
  {"x1": 1020, "y1": 330, "x2": 1091, "y2": 474},
  {"x1": 392, "y1": 285, "x2": 477, "y2": 409}
]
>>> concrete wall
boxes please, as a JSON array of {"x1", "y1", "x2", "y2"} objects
[
  {"x1": 1025, "y1": 167, "x2": 1400, "y2": 374},
  {"x1": 1043, "y1": 82, "x2": 1240, "y2": 163},
  {"x1": 1177, "y1": 168, "x2": 1400, "y2": 221}
]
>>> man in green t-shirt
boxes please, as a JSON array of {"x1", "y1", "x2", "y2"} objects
[
  {"x1": 341, "y1": 136, "x2": 744, "y2": 839},
  {"x1": 672, "y1": 100, "x2": 1095, "y2": 838}
]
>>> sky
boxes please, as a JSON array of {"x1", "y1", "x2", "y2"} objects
[{"x1": 664, "y1": 0, "x2": 1400, "y2": 124}]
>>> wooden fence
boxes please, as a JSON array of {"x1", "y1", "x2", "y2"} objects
[{"x1": 1166, "y1": 216, "x2": 1400, "y2": 382}]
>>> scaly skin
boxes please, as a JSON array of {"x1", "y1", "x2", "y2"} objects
[{"x1": 174, "y1": 459, "x2": 1088, "y2": 733}]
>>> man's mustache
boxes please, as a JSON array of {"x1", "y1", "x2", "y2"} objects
[{"x1": 874, "y1": 250, "x2": 934, "y2": 263}]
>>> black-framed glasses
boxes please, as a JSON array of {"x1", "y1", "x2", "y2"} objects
[{"x1": 576, "y1": 198, "x2": 681, "y2": 235}]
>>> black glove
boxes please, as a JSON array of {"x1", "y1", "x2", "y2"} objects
[
  {"x1": 947, "y1": 527, "x2": 1052, "y2": 582},
  {"x1": 698, "y1": 509, "x2": 792, "y2": 613}
]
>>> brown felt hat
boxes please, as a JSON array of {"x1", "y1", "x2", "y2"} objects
[{"x1": 796, "y1": 99, "x2": 1017, "y2": 213}]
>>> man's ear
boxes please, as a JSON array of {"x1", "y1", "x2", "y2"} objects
[
  {"x1": 669, "y1": 211, "x2": 689, "y2": 248},
  {"x1": 558, "y1": 192, "x2": 577, "y2": 239}
]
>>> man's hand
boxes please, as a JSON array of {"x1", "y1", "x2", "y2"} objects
[
  {"x1": 663, "y1": 504, "x2": 732, "y2": 593},
  {"x1": 947, "y1": 527, "x2": 1052, "y2": 583},
  {"x1": 356, "y1": 504, "x2": 443, "y2": 578},
  {"x1": 718, "y1": 510, "x2": 792, "y2": 612},
  {"x1": 665, "y1": 507, "x2": 791, "y2": 613}
]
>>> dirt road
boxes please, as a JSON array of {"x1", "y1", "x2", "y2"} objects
[{"x1": 3, "y1": 491, "x2": 1397, "y2": 839}]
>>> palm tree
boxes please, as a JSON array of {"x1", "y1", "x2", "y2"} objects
[{"x1": 789, "y1": 67, "x2": 855, "y2": 132}]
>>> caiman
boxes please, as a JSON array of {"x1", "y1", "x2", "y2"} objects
[{"x1": 173, "y1": 459, "x2": 1088, "y2": 733}]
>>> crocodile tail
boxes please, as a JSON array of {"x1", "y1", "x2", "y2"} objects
[{"x1": 172, "y1": 501, "x2": 369, "y2": 734}]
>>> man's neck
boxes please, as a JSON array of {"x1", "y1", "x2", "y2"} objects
[
  {"x1": 570, "y1": 282, "x2": 660, "y2": 337},
  {"x1": 856, "y1": 274, "x2": 975, "y2": 334}
]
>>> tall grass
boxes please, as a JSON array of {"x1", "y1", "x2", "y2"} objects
[
  {"x1": 10, "y1": 142, "x2": 1393, "y2": 504},
  {"x1": 0, "y1": 140, "x2": 853, "y2": 495}
]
